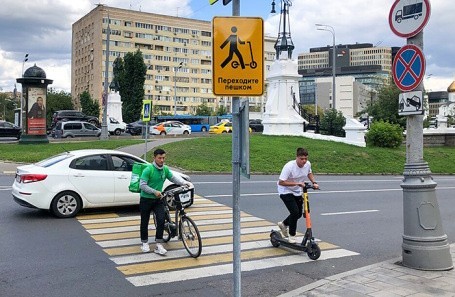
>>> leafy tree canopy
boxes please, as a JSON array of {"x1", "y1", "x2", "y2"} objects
[
  {"x1": 79, "y1": 91, "x2": 100, "y2": 118},
  {"x1": 196, "y1": 103, "x2": 212, "y2": 116},
  {"x1": 46, "y1": 88, "x2": 73, "y2": 127}
]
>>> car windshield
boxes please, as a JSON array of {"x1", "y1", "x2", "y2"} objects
[{"x1": 35, "y1": 153, "x2": 74, "y2": 168}]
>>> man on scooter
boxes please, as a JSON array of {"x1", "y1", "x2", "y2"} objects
[{"x1": 277, "y1": 147, "x2": 319, "y2": 243}]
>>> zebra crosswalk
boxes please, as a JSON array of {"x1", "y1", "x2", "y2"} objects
[{"x1": 77, "y1": 195, "x2": 359, "y2": 287}]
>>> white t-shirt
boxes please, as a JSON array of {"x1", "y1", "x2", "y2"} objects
[{"x1": 277, "y1": 160, "x2": 312, "y2": 196}]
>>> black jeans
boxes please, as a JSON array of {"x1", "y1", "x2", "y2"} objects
[
  {"x1": 280, "y1": 193, "x2": 303, "y2": 236},
  {"x1": 140, "y1": 197, "x2": 166, "y2": 243}
]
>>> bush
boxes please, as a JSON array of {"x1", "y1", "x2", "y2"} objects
[{"x1": 366, "y1": 120, "x2": 403, "y2": 148}]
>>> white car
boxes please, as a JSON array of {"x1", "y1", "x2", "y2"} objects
[
  {"x1": 108, "y1": 117, "x2": 127, "y2": 135},
  {"x1": 151, "y1": 121, "x2": 191, "y2": 135},
  {"x1": 12, "y1": 149, "x2": 194, "y2": 218}
]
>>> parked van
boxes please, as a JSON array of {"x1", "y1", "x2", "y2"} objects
[
  {"x1": 108, "y1": 117, "x2": 126, "y2": 135},
  {"x1": 54, "y1": 121, "x2": 101, "y2": 138}
]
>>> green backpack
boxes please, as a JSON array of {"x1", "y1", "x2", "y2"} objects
[{"x1": 128, "y1": 162, "x2": 153, "y2": 193}]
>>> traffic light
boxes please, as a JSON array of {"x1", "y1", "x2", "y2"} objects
[{"x1": 223, "y1": 0, "x2": 232, "y2": 4}]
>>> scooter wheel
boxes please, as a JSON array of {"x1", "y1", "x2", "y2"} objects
[
  {"x1": 307, "y1": 243, "x2": 321, "y2": 260},
  {"x1": 270, "y1": 231, "x2": 281, "y2": 247}
]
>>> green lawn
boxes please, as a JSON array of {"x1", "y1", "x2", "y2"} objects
[{"x1": 1, "y1": 135, "x2": 454, "y2": 174}]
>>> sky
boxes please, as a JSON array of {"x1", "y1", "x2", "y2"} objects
[{"x1": 0, "y1": 0, "x2": 454, "y2": 94}]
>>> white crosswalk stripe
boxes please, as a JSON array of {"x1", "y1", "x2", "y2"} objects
[{"x1": 77, "y1": 196, "x2": 359, "y2": 287}]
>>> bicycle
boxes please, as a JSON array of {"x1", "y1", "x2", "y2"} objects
[{"x1": 154, "y1": 185, "x2": 202, "y2": 258}]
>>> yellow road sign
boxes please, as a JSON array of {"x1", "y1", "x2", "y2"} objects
[
  {"x1": 142, "y1": 100, "x2": 151, "y2": 122},
  {"x1": 212, "y1": 17, "x2": 264, "y2": 96}
]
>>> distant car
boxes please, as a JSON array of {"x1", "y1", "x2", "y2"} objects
[
  {"x1": 0, "y1": 121, "x2": 21, "y2": 139},
  {"x1": 209, "y1": 121, "x2": 251, "y2": 134},
  {"x1": 126, "y1": 120, "x2": 156, "y2": 136},
  {"x1": 12, "y1": 149, "x2": 194, "y2": 218},
  {"x1": 52, "y1": 110, "x2": 99, "y2": 128},
  {"x1": 151, "y1": 121, "x2": 191, "y2": 135},
  {"x1": 209, "y1": 121, "x2": 232, "y2": 134},
  {"x1": 108, "y1": 117, "x2": 126, "y2": 135},
  {"x1": 249, "y1": 119, "x2": 263, "y2": 132},
  {"x1": 53, "y1": 121, "x2": 101, "y2": 138}
]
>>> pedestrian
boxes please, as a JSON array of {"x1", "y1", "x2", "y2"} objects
[
  {"x1": 277, "y1": 147, "x2": 319, "y2": 243},
  {"x1": 139, "y1": 148, "x2": 191, "y2": 255}
]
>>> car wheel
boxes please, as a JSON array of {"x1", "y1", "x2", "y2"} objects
[
  {"x1": 160, "y1": 131, "x2": 166, "y2": 135},
  {"x1": 201, "y1": 126, "x2": 207, "y2": 132},
  {"x1": 51, "y1": 191, "x2": 82, "y2": 218},
  {"x1": 183, "y1": 130, "x2": 189, "y2": 135},
  {"x1": 222, "y1": 131, "x2": 227, "y2": 133},
  {"x1": 114, "y1": 129, "x2": 121, "y2": 135}
]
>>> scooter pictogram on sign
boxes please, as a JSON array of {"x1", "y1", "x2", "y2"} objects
[
  {"x1": 392, "y1": 44, "x2": 425, "y2": 92},
  {"x1": 220, "y1": 26, "x2": 257, "y2": 69}
]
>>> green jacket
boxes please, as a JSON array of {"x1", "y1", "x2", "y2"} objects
[{"x1": 140, "y1": 165, "x2": 173, "y2": 199}]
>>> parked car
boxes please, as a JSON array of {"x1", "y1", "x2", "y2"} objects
[
  {"x1": 12, "y1": 149, "x2": 194, "y2": 218},
  {"x1": 0, "y1": 120, "x2": 21, "y2": 139},
  {"x1": 108, "y1": 117, "x2": 126, "y2": 135},
  {"x1": 53, "y1": 121, "x2": 101, "y2": 138},
  {"x1": 126, "y1": 120, "x2": 156, "y2": 136},
  {"x1": 209, "y1": 121, "x2": 232, "y2": 134},
  {"x1": 249, "y1": 119, "x2": 264, "y2": 132},
  {"x1": 151, "y1": 121, "x2": 191, "y2": 135},
  {"x1": 52, "y1": 110, "x2": 99, "y2": 128}
]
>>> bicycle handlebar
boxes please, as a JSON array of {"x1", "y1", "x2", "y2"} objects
[
  {"x1": 304, "y1": 182, "x2": 320, "y2": 190},
  {"x1": 162, "y1": 184, "x2": 191, "y2": 198}
]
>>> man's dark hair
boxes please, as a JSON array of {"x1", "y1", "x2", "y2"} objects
[
  {"x1": 154, "y1": 148, "x2": 166, "y2": 156},
  {"x1": 296, "y1": 147, "x2": 308, "y2": 157}
]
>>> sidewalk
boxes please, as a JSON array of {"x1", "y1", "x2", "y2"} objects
[
  {"x1": 0, "y1": 138, "x2": 188, "y2": 175},
  {"x1": 279, "y1": 243, "x2": 455, "y2": 297}
]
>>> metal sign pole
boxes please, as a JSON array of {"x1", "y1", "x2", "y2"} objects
[
  {"x1": 231, "y1": 4, "x2": 241, "y2": 297},
  {"x1": 401, "y1": 32, "x2": 453, "y2": 270}
]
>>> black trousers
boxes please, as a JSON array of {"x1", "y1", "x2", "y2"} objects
[
  {"x1": 140, "y1": 197, "x2": 166, "y2": 243},
  {"x1": 280, "y1": 193, "x2": 303, "y2": 236}
]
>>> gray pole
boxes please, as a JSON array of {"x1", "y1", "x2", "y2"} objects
[
  {"x1": 401, "y1": 31, "x2": 452, "y2": 270},
  {"x1": 332, "y1": 31, "x2": 336, "y2": 110},
  {"x1": 100, "y1": 13, "x2": 110, "y2": 140},
  {"x1": 174, "y1": 62, "x2": 183, "y2": 116},
  {"x1": 231, "y1": 3, "x2": 241, "y2": 297},
  {"x1": 20, "y1": 54, "x2": 28, "y2": 129}
]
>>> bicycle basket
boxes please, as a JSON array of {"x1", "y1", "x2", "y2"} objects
[{"x1": 172, "y1": 188, "x2": 193, "y2": 207}]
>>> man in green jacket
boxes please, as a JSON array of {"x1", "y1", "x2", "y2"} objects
[{"x1": 139, "y1": 148, "x2": 189, "y2": 255}]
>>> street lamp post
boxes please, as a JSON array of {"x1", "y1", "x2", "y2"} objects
[
  {"x1": 100, "y1": 14, "x2": 111, "y2": 140},
  {"x1": 315, "y1": 24, "x2": 336, "y2": 110},
  {"x1": 173, "y1": 62, "x2": 183, "y2": 115},
  {"x1": 20, "y1": 54, "x2": 29, "y2": 128}
]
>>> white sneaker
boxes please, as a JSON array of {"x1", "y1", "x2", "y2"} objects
[
  {"x1": 141, "y1": 242, "x2": 150, "y2": 253},
  {"x1": 288, "y1": 236, "x2": 297, "y2": 244},
  {"x1": 154, "y1": 243, "x2": 167, "y2": 255},
  {"x1": 277, "y1": 221, "x2": 289, "y2": 237}
]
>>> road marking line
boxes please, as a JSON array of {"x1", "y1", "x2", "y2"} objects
[
  {"x1": 125, "y1": 249, "x2": 359, "y2": 286},
  {"x1": 321, "y1": 210, "x2": 380, "y2": 216},
  {"x1": 76, "y1": 213, "x2": 119, "y2": 219},
  {"x1": 86, "y1": 216, "x2": 265, "y2": 235}
]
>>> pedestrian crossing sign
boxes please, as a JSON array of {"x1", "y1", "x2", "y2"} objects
[{"x1": 212, "y1": 17, "x2": 264, "y2": 96}]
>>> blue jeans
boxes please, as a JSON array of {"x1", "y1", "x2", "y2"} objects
[
  {"x1": 280, "y1": 193, "x2": 303, "y2": 236},
  {"x1": 140, "y1": 197, "x2": 165, "y2": 243}
]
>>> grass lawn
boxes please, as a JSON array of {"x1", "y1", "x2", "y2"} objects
[{"x1": 1, "y1": 135, "x2": 454, "y2": 174}]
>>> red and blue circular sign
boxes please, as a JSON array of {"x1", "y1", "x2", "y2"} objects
[{"x1": 392, "y1": 44, "x2": 426, "y2": 92}]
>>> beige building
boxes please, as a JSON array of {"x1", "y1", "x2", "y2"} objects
[{"x1": 72, "y1": 5, "x2": 275, "y2": 116}]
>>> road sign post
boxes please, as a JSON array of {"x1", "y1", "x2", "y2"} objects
[{"x1": 389, "y1": 0, "x2": 453, "y2": 271}]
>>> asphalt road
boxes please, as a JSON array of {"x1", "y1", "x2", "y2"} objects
[{"x1": 1, "y1": 174, "x2": 454, "y2": 297}]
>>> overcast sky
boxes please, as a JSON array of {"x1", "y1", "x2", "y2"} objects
[{"x1": 0, "y1": 0, "x2": 453, "y2": 94}]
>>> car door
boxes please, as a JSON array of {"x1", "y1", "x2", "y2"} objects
[
  {"x1": 83, "y1": 122, "x2": 100, "y2": 136},
  {"x1": 68, "y1": 154, "x2": 115, "y2": 205},
  {"x1": 110, "y1": 154, "x2": 144, "y2": 203}
]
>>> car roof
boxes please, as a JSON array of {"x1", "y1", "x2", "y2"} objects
[{"x1": 67, "y1": 149, "x2": 146, "y2": 160}]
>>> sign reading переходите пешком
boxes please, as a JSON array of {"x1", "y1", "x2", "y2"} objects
[{"x1": 212, "y1": 17, "x2": 264, "y2": 96}]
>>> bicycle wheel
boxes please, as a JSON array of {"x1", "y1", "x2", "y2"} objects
[{"x1": 179, "y1": 216, "x2": 202, "y2": 258}]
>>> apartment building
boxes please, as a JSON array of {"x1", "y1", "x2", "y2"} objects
[{"x1": 72, "y1": 4, "x2": 275, "y2": 116}]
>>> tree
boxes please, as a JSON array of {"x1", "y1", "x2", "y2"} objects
[
  {"x1": 214, "y1": 105, "x2": 228, "y2": 116},
  {"x1": 117, "y1": 50, "x2": 147, "y2": 123},
  {"x1": 365, "y1": 80, "x2": 406, "y2": 128},
  {"x1": 195, "y1": 103, "x2": 212, "y2": 116},
  {"x1": 319, "y1": 108, "x2": 346, "y2": 137},
  {"x1": 79, "y1": 91, "x2": 100, "y2": 118},
  {"x1": 46, "y1": 88, "x2": 73, "y2": 128}
]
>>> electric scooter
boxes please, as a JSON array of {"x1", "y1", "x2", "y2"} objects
[{"x1": 270, "y1": 182, "x2": 321, "y2": 260}]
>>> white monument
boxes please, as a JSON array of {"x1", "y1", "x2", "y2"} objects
[
  {"x1": 107, "y1": 85, "x2": 123, "y2": 123},
  {"x1": 262, "y1": 0, "x2": 306, "y2": 136}
]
